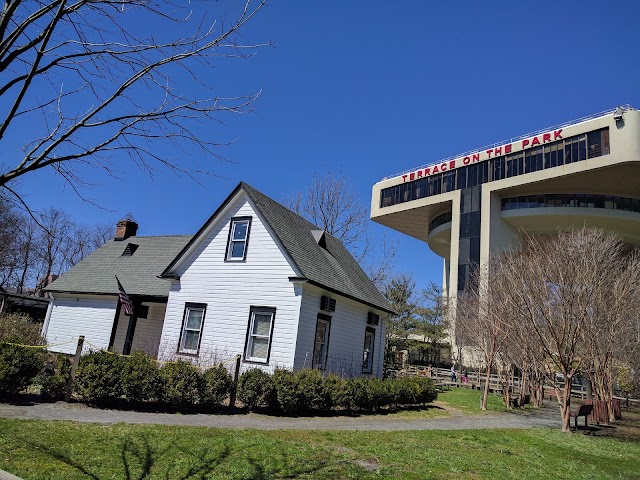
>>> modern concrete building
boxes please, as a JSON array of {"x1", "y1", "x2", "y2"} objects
[{"x1": 371, "y1": 106, "x2": 640, "y2": 306}]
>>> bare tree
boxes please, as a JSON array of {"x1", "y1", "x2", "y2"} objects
[
  {"x1": 485, "y1": 228, "x2": 640, "y2": 431},
  {"x1": 289, "y1": 173, "x2": 398, "y2": 287},
  {"x1": 33, "y1": 208, "x2": 72, "y2": 294},
  {"x1": 508, "y1": 317, "x2": 547, "y2": 408},
  {"x1": 580, "y1": 242, "x2": 640, "y2": 422},
  {"x1": 0, "y1": 195, "x2": 21, "y2": 287},
  {"x1": 456, "y1": 270, "x2": 508, "y2": 411},
  {"x1": 62, "y1": 222, "x2": 112, "y2": 270},
  {"x1": 0, "y1": 202, "x2": 111, "y2": 293},
  {"x1": 15, "y1": 217, "x2": 38, "y2": 293},
  {"x1": 290, "y1": 173, "x2": 368, "y2": 250},
  {"x1": 0, "y1": 0, "x2": 267, "y2": 206}
]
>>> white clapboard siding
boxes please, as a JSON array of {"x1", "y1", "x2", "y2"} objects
[
  {"x1": 159, "y1": 194, "x2": 302, "y2": 372},
  {"x1": 45, "y1": 294, "x2": 118, "y2": 355},
  {"x1": 294, "y1": 284, "x2": 386, "y2": 378},
  {"x1": 112, "y1": 302, "x2": 166, "y2": 358}
]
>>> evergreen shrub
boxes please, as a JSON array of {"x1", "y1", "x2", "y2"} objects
[
  {"x1": 75, "y1": 350, "x2": 125, "y2": 404},
  {"x1": 202, "y1": 364, "x2": 233, "y2": 407},
  {"x1": 296, "y1": 368, "x2": 332, "y2": 411},
  {"x1": 237, "y1": 368, "x2": 276, "y2": 410},
  {"x1": 36, "y1": 353, "x2": 71, "y2": 400},
  {"x1": 323, "y1": 373, "x2": 356, "y2": 410},
  {"x1": 272, "y1": 368, "x2": 305, "y2": 414},
  {"x1": 0, "y1": 345, "x2": 44, "y2": 394},
  {"x1": 0, "y1": 313, "x2": 46, "y2": 394},
  {"x1": 121, "y1": 351, "x2": 162, "y2": 404},
  {"x1": 159, "y1": 360, "x2": 203, "y2": 408}
]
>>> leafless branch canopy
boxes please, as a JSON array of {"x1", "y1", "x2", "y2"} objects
[
  {"x1": 288, "y1": 172, "x2": 399, "y2": 288},
  {"x1": 457, "y1": 228, "x2": 640, "y2": 430},
  {"x1": 0, "y1": 0, "x2": 268, "y2": 194}
]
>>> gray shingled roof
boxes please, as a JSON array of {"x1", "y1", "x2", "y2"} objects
[
  {"x1": 46, "y1": 235, "x2": 192, "y2": 297},
  {"x1": 161, "y1": 183, "x2": 393, "y2": 313},
  {"x1": 241, "y1": 184, "x2": 393, "y2": 313},
  {"x1": 49, "y1": 183, "x2": 393, "y2": 312}
]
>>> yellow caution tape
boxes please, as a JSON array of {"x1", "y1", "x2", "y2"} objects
[{"x1": 0, "y1": 338, "x2": 79, "y2": 349}]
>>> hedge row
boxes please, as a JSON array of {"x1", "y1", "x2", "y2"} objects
[
  {"x1": 237, "y1": 368, "x2": 437, "y2": 414},
  {"x1": 75, "y1": 351, "x2": 232, "y2": 408},
  {"x1": 1, "y1": 333, "x2": 437, "y2": 414}
]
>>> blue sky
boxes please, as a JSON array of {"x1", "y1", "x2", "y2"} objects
[{"x1": 9, "y1": 0, "x2": 640, "y2": 289}]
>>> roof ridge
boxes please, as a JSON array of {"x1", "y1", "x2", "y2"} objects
[
  {"x1": 115, "y1": 234, "x2": 193, "y2": 239},
  {"x1": 239, "y1": 183, "x2": 393, "y2": 313},
  {"x1": 239, "y1": 182, "x2": 327, "y2": 230}
]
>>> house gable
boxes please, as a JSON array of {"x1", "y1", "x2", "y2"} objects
[
  {"x1": 161, "y1": 188, "x2": 301, "y2": 279},
  {"x1": 157, "y1": 193, "x2": 303, "y2": 368}
]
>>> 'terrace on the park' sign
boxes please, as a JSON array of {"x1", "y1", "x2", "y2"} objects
[{"x1": 399, "y1": 129, "x2": 564, "y2": 183}]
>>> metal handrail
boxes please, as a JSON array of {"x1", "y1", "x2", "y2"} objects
[{"x1": 381, "y1": 105, "x2": 633, "y2": 181}]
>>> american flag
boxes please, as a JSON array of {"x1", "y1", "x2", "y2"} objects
[{"x1": 115, "y1": 275, "x2": 134, "y2": 316}]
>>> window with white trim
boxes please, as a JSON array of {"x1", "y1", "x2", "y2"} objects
[
  {"x1": 179, "y1": 303, "x2": 206, "y2": 354},
  {"x1": 313, "y1": 314, "x2": 331, "y2": 369},
  {"x1": 362, "y1": 327, "x2": 375, "y2": 373},
  {"x1": 244, "y1": 307, "x2": 276, "y2": 363},
  {"x1": 226, "y1": 217, "x2": 251, "y2": 260}
]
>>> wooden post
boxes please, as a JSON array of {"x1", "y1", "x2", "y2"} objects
[
  {"x1": 228, "y1": 354, "x2": 241, "y2": 411},
  {"x1": 65, "y1": 336, "x2": 84, "y2": 402}
]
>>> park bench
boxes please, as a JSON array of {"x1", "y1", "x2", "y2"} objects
[{"x1": 570, "y1": 404, "x2": 594, "y2": 429}]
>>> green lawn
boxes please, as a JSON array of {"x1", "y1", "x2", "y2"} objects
[
  {"x1": 356, "y1": 388, "x2": 507, "y2": 420},
  {"x1": 1, "y1": 419, "x2": 639, "y2": 479},
  {"x1": 436, "y1": 387, "x2": 508, "y2": 414}
]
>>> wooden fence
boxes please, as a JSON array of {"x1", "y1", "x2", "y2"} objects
[{"x1": 394, "y1": 365, "x2": 639, "y2": 408}]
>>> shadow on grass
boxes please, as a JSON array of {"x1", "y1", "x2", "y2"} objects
[
  {"x1": 21, "y1": 435, "x2": 232, "y2": 480},
  {"x1": 242, "y1": 403, "x2": 444, "y2": 419},
  {"x1": 17, "y1": 433, "x2": 334, "y2": 480}
]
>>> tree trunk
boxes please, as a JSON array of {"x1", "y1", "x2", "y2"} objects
[
  {"x1": 481, "y1": 365, "x2": 492, "y2": 410},
  {"x1": 536, "y1": 383, "x2": 545, "y2": 407},
  {"x1": 559, "y1": 376, "x2": 572, "y2": 432},
  {"x1": 502, "y1": 368, "x2": 512, "y2": 410},
  {"x1": 519, "y1": 373, "x2": 528, "y2": 409},
  {"x1": 605, "y1": 386, "x2": 616, "y2": 423}
]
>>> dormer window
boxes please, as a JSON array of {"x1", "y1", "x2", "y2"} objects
[{"x1": 226, "y1": 217, "x2": 251, "y2": 261}]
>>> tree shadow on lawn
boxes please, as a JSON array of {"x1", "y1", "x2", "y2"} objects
[
  {"x1": 17, "y1": 433, "x2": 335, "y2": 480},
  {"x1": 20, "y1": 435, "x2": 232, "y2": 480}
]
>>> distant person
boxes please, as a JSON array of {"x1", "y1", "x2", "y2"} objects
[
  {"x1": 450, "y1": 365, "x2": 456, "y2": 382},
  {"x1": 462, "y1": 370, "x2": 469, "y2": 383}
]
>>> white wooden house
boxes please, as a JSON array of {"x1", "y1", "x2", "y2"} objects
[{"x1": 43, "y1": 183, "x2": 393, "y2": 377}]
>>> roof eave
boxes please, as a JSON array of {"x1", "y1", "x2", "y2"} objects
[
  {"x1": 44, "y1": 290, "x2": 169, "y2": 302},
  {"x1": 160, "y1": 182, "x2": 246, "y2": 277},
  {"x1": 305, "y1": 279, "x2": 395, "y2": 315}
]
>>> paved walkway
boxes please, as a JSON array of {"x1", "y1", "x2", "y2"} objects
[{"x1": 0, "y1": 400, "x2": 562, "y2": 431}]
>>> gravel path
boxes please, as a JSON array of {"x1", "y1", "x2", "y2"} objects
[{"x1": 0, "y1": 400, "x2": 562, "y2": 431}]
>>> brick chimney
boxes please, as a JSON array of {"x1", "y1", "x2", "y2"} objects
[{"x1": 115, "y1": 219, "x2": 138, "y2": 241}]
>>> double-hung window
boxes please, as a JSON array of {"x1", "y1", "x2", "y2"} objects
[
  {"x1": 244, "y1": 307, "x2": 276, "y2": 363},
  {"x1": 179, "y1": 303, "x2": 206, "y2": 354},
  {"x1": 362, "y1": 327, "x2": 375, "y2": 373},
  {"x1": 313, "y1": 314, "x2": 331, "y2": 369},
  {"x1": 226, "y1": 217, "x2": 251, "y2": 261}
]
